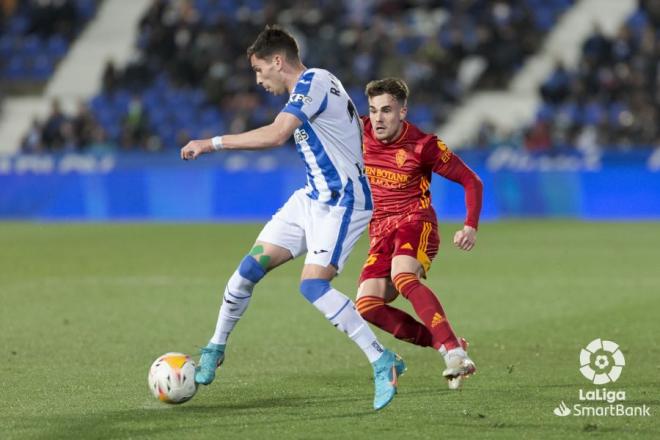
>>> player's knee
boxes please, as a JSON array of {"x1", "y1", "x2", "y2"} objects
[
  {"x1": 248, "y1": 244, "x2": 274, "y2": 269},
  {"x1": 299, "y1": 279, "x2": 331, "y2": 303},
  {"x1": 238, "y1": 255, "x2": 267, "y2": 284}
]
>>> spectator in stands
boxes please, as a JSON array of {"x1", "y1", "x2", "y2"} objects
[
  {"x1": 582, "y1": 24, "x2": 611, "y2": 66},
  {"x1": 41, "y1": 98, "x2": 68, "y2": 151},
  {"x1": 28, "y1": 0, "x2": 79, "y2": 41},
  {"x1": 642, "y1": 0, "x2": 660, "y2": 26},
  {"x1": 541, "y1": 62, "x2": 571, "y2": 104},
  {"x1": 524, "y1": 120, "x2": 552, "y2": 152},
  {"x1": 87, "y1": 126, "x2": 114, "y2": 153},
  {"x1": 72, "y1": 100, "x2": 97, "y2": 150},
  {"x1": 120, "y1": 96, "x2": 150, "y2": 149},
  {"x1": 101, "y1": 59, "x2": 119, "y2": 94},
  {"x1": 94, "y1": 0, "x2": 565, "y2": 150},
  {"x1": 17, "y1": 0, "x2": 575, "y2": 152},
  {"x1": 23, "y1": 99, "x2": 108, "y2": 154},
  {"x1": 500, "y1": 2, "x2": 660, "y2": 152},
  {"x1": 59, "y1": 119, "x2": 78, "y2": 152},
  {"x1": 21, "y1": 117, "x2": 44, "y2": 154}
]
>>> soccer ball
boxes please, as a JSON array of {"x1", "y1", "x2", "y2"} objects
[{"x1": 148, "y1": 352, "x2": 198, "y2": 404}]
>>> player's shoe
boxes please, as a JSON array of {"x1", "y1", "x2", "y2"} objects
[
  {"x1": 372, "y1": 349, "x2": 406, "y2": 411},
  {"x1": 443, "y1": 337, "x2": 475, "y2": 390},
  {"x1": 195, "y1": 342, "x2": 225, "y2": 385},
  {"x1": 443, "y1": 353, "x2": 475, "y2": 390}
]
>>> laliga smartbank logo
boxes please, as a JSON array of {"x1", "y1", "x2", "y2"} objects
[
  {"x1": 553, "y1": 339, "x2": 651, "y2": 418},
  {"x1": 579, "y1": 338, "x2": 625, "y2": 384}
]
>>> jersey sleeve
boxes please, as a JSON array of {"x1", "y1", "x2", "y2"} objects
[
  {"x1": 422, "y1": 137, "x2": 484, "y2": 229},
  {"x1": 281, "y1": 70, "x2": 328, "y2": 123}
]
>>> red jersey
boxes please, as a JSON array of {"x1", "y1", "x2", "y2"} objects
[{"x1": 362, "y1": 116, "x2": 483, "y2": 237}]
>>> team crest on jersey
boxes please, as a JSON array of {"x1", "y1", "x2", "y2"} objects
[{"x1": 396, "y1": 149, "x2": 407, "y2": 168}]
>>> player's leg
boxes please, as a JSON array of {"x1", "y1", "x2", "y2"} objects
[
  {"x1": 300, "y1": 264, "x2": 405, "y2": 410},
  {"x1": 390, "y1": 221, "x2": 475, "y2": 388},
  {"x1": 391, "y1": 254, "x2": 461, "y2": 351},
  {"x1": 355, "y1": 229, "x2": 433, "y2": 347},
  {"x1": 196, "y1": 191, "x2": 307, "y2": 385},
  {"x1": 356, "y1": 276, "x2": 433, "y2": 347},
  {"x1": 392, "y1": 255, "x2": 475, "y2": 388},
  {"x1": 209, "y1": 240, "x2": 293, "y2": 346},
  {"x1": 301, "y1": 265, "x2": 395, "y2": 366},
  {"x1": 196, "y1": 241, "x2": 293, "y2": 385},
  {"x1": 299, "y1": 202, "x2": 404, "y2": 410},
  {"x1": 301, "y1": 264, "x2": 389, "y2": 366}
]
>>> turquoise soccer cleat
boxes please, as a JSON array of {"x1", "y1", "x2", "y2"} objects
[
  {"x1": 372, "y1": 349, "x2": 406, "y2": 411},
  {"x1": 195, "y1": 342, "x2": 225, "y2": 385}
]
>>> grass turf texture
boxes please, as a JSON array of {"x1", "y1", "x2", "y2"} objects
[{"x1": 1, "y1": 221, "x2": 658, "y2": 439}]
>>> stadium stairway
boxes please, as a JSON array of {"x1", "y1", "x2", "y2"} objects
[
  {"x1": 438, "y1": 0, "x2": 637, "y2": 148},
  {"x1": 0, "y1": 0, "x2": 152, "y2": 154}
]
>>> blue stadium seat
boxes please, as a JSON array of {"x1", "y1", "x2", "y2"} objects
[
  {"x1": 0, "y1": 35, "x2": 15, "y2": 56},
  {"x1": 31, "y1": 55, "x2": 55, "y2": 80},
  {"x1": 47, "y1": 36, "x2": 69, "y2": 58},
  {"x1": 7, "y1": 15, "x2": 28, "y2": 34},
  {"x1": 22, "y1": 35, "x2": 42, "y2": 56},
  {"x1": 536, "y1": 103, "x2": 556, "y2": 122},
  {"x1": 4, "y1": 56, "x2": 27, "y2": 80}
]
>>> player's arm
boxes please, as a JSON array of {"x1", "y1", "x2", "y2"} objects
[
  {"x1": 180, "y1": 112, "x2": 301, "y2": 160},
  {"x1": 424, "y1": 139, "x2": 483, "y2": 251}
]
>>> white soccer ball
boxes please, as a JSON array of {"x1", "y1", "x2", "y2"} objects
[{"x1": 148, "y1": 352, "x2": 198, "y2": 404}]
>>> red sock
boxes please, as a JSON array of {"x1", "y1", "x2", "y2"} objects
[
  {"x1": 356, "y1": 296, "x2": 433, "y2": 347},
  {"x1": 393, "y1": 273, "x2": 459, "y2": 351}
]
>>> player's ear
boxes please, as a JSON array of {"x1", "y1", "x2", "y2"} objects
[
  {"x1": 273, "y1": 54, "x2": 283, "y2": 70},
  {"x1": 400, "y1": 105, "x2": 408, "y2": 120}
]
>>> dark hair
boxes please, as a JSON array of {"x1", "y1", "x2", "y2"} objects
[
  {"x1": 365, "y1": 78, "x2": 409, "y2": 104},
  {"x1": 246, "y1": 25, "x2": 300, "y2": 62}
]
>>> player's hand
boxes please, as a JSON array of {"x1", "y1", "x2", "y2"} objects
[
  {"x1": 180, "y1": 139, "x2": 213, "y2": 160},
  {"x1": 453, "y1": 225, "x2": 477, "y2": 251}
]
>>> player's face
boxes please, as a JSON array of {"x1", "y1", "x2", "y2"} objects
[
  {"x1": 368, "y1": 94, "x2": 407, "y2": 143},
  {"x1": 250, "y1": 54, "x2": 287, "y2": 95}
]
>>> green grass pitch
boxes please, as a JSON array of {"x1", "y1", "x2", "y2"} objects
[{"x1": 1, "y1": 221, "x2": 658, "y2": 439}]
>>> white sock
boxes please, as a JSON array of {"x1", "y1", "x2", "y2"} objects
[
  {"x1": 210, "y1": 269, "x2": 255, "y2": 345},
  {"x1": 312, "y1": 287, "x2": 385, "y2": 363}
]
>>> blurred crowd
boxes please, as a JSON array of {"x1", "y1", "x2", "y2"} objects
[
  {"x1": 20, "y1": 97, "x2": 155, "y2": 153},
  {"x1": 21, "y1": 0, "x2": 660, "y2": 154},
  {"x1": 1, "y1": 0, "x2": 98, "y2": 84},
  {"x1": 22, "y1": 0, "x2": 569, "y2": 153},
  {"x1": 475, "y1": 0, "x2": 660, "y2": 151}
]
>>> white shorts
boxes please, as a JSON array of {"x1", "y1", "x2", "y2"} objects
[{"x1": 257, "y1": 188, "x2": 372, "y2": 273}]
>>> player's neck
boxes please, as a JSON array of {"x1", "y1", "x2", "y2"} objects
[{"x1": 285, "y1": 63, "x2": 308, "y2": 94}]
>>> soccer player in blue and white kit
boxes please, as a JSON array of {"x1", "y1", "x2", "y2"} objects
[{"x1": 180, "y1": 26, "x2": 404, "y2": 410}]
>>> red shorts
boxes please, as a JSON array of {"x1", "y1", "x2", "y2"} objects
[{"x1": 359, "y1": 220, "x2": 439, "y2": 284}]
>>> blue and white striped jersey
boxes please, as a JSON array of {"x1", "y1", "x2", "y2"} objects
[{"x1": 282, "y1": 68, "x2": 372, "y2": 211}]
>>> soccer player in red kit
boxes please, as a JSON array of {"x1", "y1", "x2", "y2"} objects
[{"x1": 355, "y1": 78, "x2": 483, "y2": 389}]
